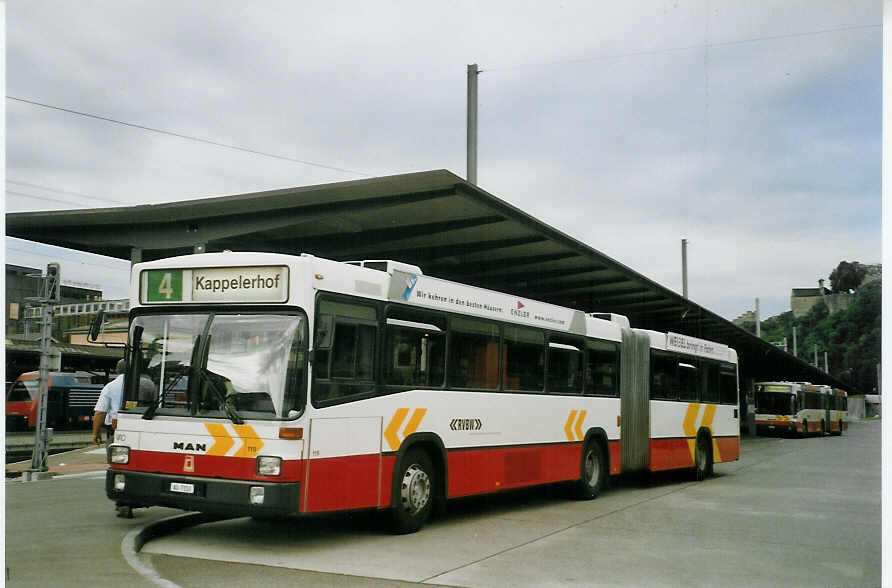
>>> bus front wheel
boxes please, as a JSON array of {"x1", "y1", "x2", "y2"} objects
[
  {"x1": 576, "y1": 440, "x2": 607, "y2": 500},
  {"x1": 695, "y1": 435, "x2": 713, "y2": 481},
  {"x1": 390, "y1": 448, "x2": 434, "y2": 534}
]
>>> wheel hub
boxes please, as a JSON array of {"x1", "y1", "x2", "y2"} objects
[
  {"x1": 400, "y1": 463, "x2": 431, "y2": 515},
  {"x1": 584, "y1": 450, "x2": 599, "y2": 485}
]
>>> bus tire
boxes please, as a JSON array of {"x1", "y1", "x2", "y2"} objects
[
  {"x1": 390, "y1": 448, "x2": 434, "y2": 534},
  {"x1": 694, "y1": 434, "x2": 713, "y2": 481},
  {"x1": 821, "y1": 420, "x2": 826, "y2": 436},
  {"x1": 835, "y1": 420, "x2": 843, "y2": 436},
  {"x1": 801, "y1": 420, "x2": 808, "y2": 437},
  {"x1": 575, "y1": 440, "x2": 606, "y2": 500}
]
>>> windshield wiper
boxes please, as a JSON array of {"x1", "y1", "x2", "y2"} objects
[
  {"x1": 201, "y1": 369, "x2": 244, "y2": 425},
  {"x1": 143, "y1": 362, "x2": 186, "y2": 420}
]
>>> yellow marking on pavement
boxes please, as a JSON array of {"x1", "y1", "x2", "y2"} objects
[
  {"x1": 233, "y1": 424, "x2": 264, "y2": 458},
  {"x1": 205, "y1": 423, "x2": 234, "y2": 456},
  {"x1": 564, "y1": 410, "x2": 578, "y2": 441},
  {"x1": 384, "y1": 408, "x2": 410, "y2": 451}
]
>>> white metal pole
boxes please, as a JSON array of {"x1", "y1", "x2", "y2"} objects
[
  {"x1": 467, "y1": 63, "x2": 479, "y2": 185},
  {"x1": 755, "y1": 298, "x2": 760, "y2": 338},
  {"x1": 681, "y1": 239, "x2": 688, "y2": 299}
]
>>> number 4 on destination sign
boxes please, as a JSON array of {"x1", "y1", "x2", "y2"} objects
[{"x1": 147, "y1": 270, "x2": 183, "y2": 302}]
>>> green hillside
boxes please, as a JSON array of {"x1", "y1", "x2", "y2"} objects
[{"x1": 739, "y1": 277, "x2": 880, "y2": 394}]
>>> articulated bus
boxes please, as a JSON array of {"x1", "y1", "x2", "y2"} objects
[
  {"x1": 105, "y1": 252, "x2": 739, "y2": 532},
  {"x1": 754, "y1": 382, "x2": 847, "y2": 437}
]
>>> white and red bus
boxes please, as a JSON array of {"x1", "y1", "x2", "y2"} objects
[
  {"x1": 754, "y1": 382, "x2": 846, "y2": 437},
  {"x1": 828, "y1": 388, "x2": 848, "y2": 435},
  {"x1": 105, "y1": 252, "x2": 739, "y2": 531}
]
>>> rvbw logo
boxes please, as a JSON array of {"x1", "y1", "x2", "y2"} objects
[{"x1": 450, "y1": 418, "x2": 482, "y2": 431}]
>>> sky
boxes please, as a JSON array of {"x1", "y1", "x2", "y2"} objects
[{"x1": 3, "y1": 0, "x2": 882, "y2": 320}]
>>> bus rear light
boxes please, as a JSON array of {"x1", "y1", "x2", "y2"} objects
[
  {"x1": 250, "y1": 486, "x2": 265, "y2": 505},
  {"x1": 279, "y1": 427, "x2": 303, "y2": 440},
  {"x1": 114, "y1": 474, "x2": 126, "y2": 491},
  {"x1": 256, "y1": 456, "x2": 282, "y2": 476},
  {"x1": 112, "y1": 418, "x2": 118, "y2": 429},
  {"x1": 109, "y1": 445, "x2": 130, "y2": 464}
]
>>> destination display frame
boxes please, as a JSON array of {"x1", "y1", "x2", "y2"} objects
[{"x1": 140, "y1": 265, "x2": 289, "y2": 304}]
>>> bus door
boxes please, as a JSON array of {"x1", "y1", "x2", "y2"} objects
[
  {"x1": 303, "y1": 416, "x2": 383, "y2": 513},
  {"x1": 620, "y1": 329, "x2": 651, "y2": 473}
]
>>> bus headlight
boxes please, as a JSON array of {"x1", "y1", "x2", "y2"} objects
[
  {"x1": 109, "y1": 445, "x2": 130, "y2": 465},
  {"x1": 256, "y1": 456, "x2": 282, "y2": 476}
]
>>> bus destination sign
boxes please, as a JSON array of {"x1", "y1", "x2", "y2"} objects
[
  {"x1": 141, "y1": 266, "x2": 289, "y2": 304},
  {"x1": 666, "y1": 331, "x2": 730, "y2": 362}
]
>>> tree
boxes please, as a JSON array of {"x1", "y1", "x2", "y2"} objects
[{"x1": 829, "y1": 261, "x2": 867, "y2": 293}]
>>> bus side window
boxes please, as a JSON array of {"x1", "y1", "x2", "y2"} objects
[
  {"x1": 503, "y1": 326, "x2": 544, "y2": 392},
  {"x1": 383, "y1": 309, "x2": 446, "y2": 388},
  {"x1": 700, "y1": 361, "x2": 719, "y2": 403},
  {"x1": 547, "y1": 335, "x2": 583, "y2": 394},
  {"x1": 586, "y1": 340, "x2": 619, "y2": 397},
  {"x1": 719, "y1": 365, "x2": 737, "y2": 405},
  {"x1": 676, "y1": 359, "x2": 699, "y2": 401},
  {"x1": 448, "y1": 317, "x2": 500, "y2": 390},
  {"x1": 312, "y1": 300, "x2": 377, "y2": 404},
  {"x1": 650, "y1": 352, "x2": 676, "y2": 400}
]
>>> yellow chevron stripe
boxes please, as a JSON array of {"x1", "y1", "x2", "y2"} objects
[
  {"x1": 233, "y1": 424, "x2": 264, "y2": 458},
  {"x1": 683, "y1": 403, "x2": 701, "y2": 463},
  {"x1": 205, "y1": 423, "x2": 234, "y2": 456},
  {"x1": 384, "y1": 408, "x2": 409, "y2": 451},
  {"x1": 403, "y1": 408, "x2": 427, "y2": 437},
  {"x1": 564, "y1": 410, "x2": 578, "y2": 441}
]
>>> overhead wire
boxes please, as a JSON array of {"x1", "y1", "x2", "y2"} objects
[
  {"x1": 485, "y1": 23, "x2": 881, "y2": 72},
  {"x1": 7, "y1": 95, "x2": 374, "y2": 178},
  {"x1": 7, "y1": 179, "x2": 127, "y2": 205}
]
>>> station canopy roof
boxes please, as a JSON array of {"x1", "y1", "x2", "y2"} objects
[{"x1": 6, "y1": 169, "x2": 850, "y2": 390}]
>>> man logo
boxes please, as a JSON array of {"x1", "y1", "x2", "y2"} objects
[{"x1": 183, "y1": 455, "x2": 195, "y2": 473}]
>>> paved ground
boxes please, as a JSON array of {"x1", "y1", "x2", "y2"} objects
[{"x1": 5, "y1": 420, "x2": 882, "y2": 587}]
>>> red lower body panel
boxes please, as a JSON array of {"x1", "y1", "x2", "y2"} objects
[{"x1": 649, "y1": 436, "x2": 739, "y2": 472}]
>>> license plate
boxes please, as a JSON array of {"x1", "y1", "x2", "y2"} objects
[{"x1": 170, "y1": 482, "x2": 195, "y2": 494}]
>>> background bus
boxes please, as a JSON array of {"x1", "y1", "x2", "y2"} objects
[
  {"x1": 104, "y1": 252, "x2": 739, "y2": 530},
  {"x1": 754, "y1": 381, "x2": 845, "y2": 437}
]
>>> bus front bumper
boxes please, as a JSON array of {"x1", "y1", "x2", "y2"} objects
[{"x1": 106, "y1": 469, "x2": 301, "y2": 517}]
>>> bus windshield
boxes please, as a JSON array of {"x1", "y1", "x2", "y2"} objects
[
  {"x1": 755, "y1": 389, "x2": 796, "y2": 415},
  {"x1": 125, "y1": 312, "x2": 308, "y2": 420}
]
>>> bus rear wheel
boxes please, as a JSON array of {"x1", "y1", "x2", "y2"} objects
[
  {"x1": 695, "y1": 435, "x2": 713, "y2": 481},
  {"x1": 835, "y1": 420, "x2": 844, "y2": 436},
  {"x1": 390, "y1": 448, "x2": 434, "y2": 534},
  {"x1": 801, "y1": 420, "x2": 808, "y2": 438},
  {"x1": 576, "y1": 440, "x2": 606, "y2": 500}
]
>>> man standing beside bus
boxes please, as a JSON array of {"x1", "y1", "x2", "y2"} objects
[{"x1": 92, "y1": 359, "x2": 125, "y2": 446}]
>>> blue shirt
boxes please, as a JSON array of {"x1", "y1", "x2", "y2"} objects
[{"x1": 94, "y1": 374, "x2": 124, "y2": 426}]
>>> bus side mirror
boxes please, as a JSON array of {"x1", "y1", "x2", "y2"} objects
[{"x1": 88, "y1": 310, "x2": 105, "y2": 342}]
